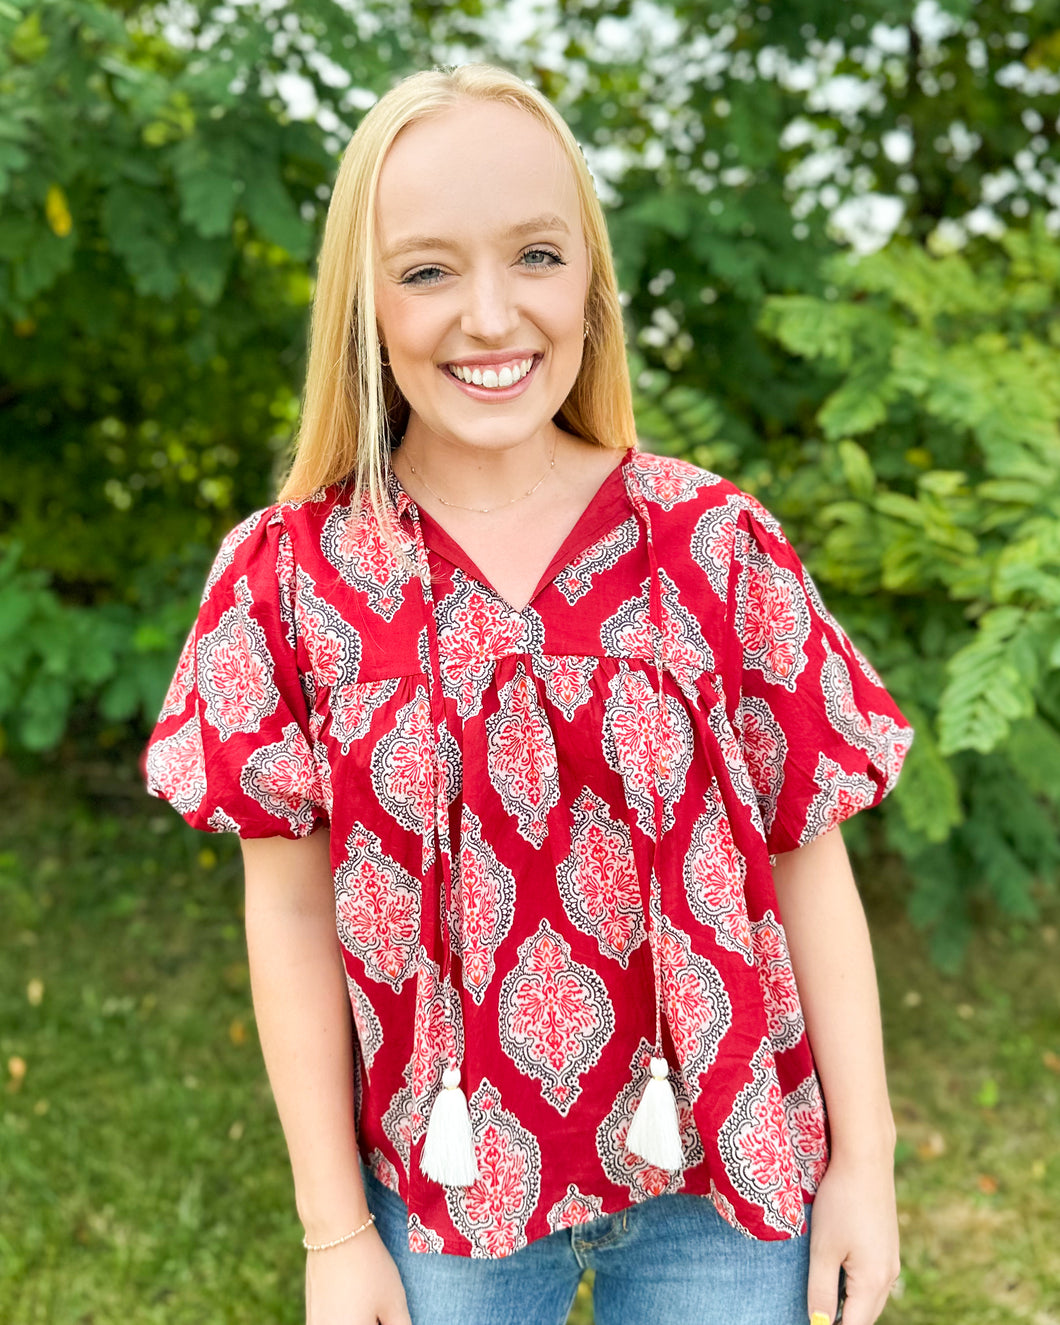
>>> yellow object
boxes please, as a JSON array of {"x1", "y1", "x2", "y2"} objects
[
  {"x1": 811, "y1": 1314, "x2": 832, "y2": 1325},
  {"x1": 45, "y1": 184, "x2": 72, "y2": 237}
]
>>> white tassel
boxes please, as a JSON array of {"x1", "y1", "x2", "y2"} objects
[
  {"x1": 625, "y1": 1056, "x2": 683, "y2": 1171},
  {"x1": 420, "y1": 1067, "x2": 479, "y2": 1185}
]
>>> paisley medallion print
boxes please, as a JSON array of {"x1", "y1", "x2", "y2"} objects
[
  {"x1": 320, "y1": 497, "x2": 414, "y2": 621},
  {"x1": 345, "y1": 970, "x2": 384, "y2": 1071},
  {"x1": 499, "y1": 920, "x2": 615, "y2": 1116},
  {"x1": 539, "y1": 655, "x2": 596, "y2": 721},
  {"x1": 691, "y1": 493, "x2": 788, "y2": 607},
  {"x1": 159, "y1": 626, "x2": 196, "y2": 719},
  {"x1": 407, "y1": 1214, "x2": 445, "y2": 1254},
  {"x1": 707, "y1": 695, "x2": 761, "y2": 827},
  {"x1": 603, "y1": 666, "x2": 693, "y2": 837},
  {"x1": 485, "y1": 664, "x2": 559, "y2": 847},
  {"x1": 331, "y1": 677, "x2": 399, "y2": 752},
  {"x1": 382, "y1": 1063, "x2": 427, "y2": 1178},
  {"x1": 820, "y1": 650, "x2": 912, "y2": 790},
  {"x1": 435, "y1": 574, "x2": 535, "y2": 717},
  {"x1": 142, "y1": 453, "x2": 915, "y2": 1255},
  {"x1": 276, "y1": 522, "x2": 297, "y2": 650},
  {"x1": 600, "y1": 570, "x2": 714, "y2": 699},
  {"x1": 751, "y1": 911, "x2": 804, "y2": 1054},
  {"x1": 736, "y1": 543, "x2": 812, "y2": 691},
  {"x1": 411, "y1": 951, "x2": 465, "y2": 1104},
  {"x1": 546, "y1": 1184, "x2": 604, "y2": 1231},
  {"x1": 206, "y1": 806, "x2": 240, "y2": 833},
  {"x1": 783, "y1": 1072, "x2": 829, "y2": 1193},
  {"x1": 293, "y1": 566, "x2": 362, "y2": 689},
  {"x1": 197, "y1": 574, "x2": 281, "y2": 738},
  {"x1": 736, "y1": 695, "x2": 787, "y2": 835},
  {"x1": 552, "y1": 517, "x2": 639, "y2": 603},
  {"x1": 627, "y1": 451, "x2": 722, "y2": 510},
  {"x1": 717, "y1": 1039, "x2": 806, "y2": 1235},
  {"x1": 556, "y1": 788, "x2": 645, "y2": 966},
  {"x1": 690, "y1": 501, "x2": 739, "y2": 603},
  {"x1": 683, "y1": 784, "x2": 752, "y2": 961},
  {"x1": 445, "y1": 1078, "x2": 541, "y2": 1259},
  {"x1": 145, "y1": 715, "x2": 206, "y2": 815},
  {"x1": 453, "y1": 807, "x2": 516, "y2": 1005},
  {"x1": 200, "y1": 507, "x2": 268, "y2": 606},
  {"x1": 800, "y1": 753, "x2": 877, "y2": 845},
  {"x1": 312, "y1": 737, "x2": 333, "y2": 820},
  {"x1": 371, "y1": 689, "x2": 462, "y2": 851},
  {"x1": 656, "y1": 921, "x2": 733, "y2": 1096},
  {"x1": 239, "y1": 719, "x2": 325, "y2": 833},
  {"x1": 367, "y1": 1148, "x2": 400, "y2": 1192},
  {"x1": 333, "y1": 823, "x2": 419, "y2": 989},
  {"x1": 708, "y1": 1181, "x2": 753, "y2": 1237},
  {"x1": 596, "y1": 1039, "x2": 704, "y2": 1200}
]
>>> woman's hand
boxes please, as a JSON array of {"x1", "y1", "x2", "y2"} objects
[
  {"x1": 806, "y1": 1151, "x2": 901, "y2": 1325},
  {"x1": 305, "y1": 1226, "x2": 412, "y2": 1325}
]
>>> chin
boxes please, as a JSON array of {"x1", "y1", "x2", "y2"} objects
[{"x1": 438, "y1": 411, "x2": 556, "y2": 451}]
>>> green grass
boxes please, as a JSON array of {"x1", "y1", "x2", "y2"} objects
[{"x1": 2, "y1": 758, "x2": 1058, "y2": 1323}]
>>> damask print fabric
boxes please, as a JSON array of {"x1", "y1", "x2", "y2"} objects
[{"x1": 141, "y1": 449, "x2": 913, "y2": 1258}]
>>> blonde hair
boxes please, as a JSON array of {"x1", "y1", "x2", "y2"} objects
[{"x1": 276, "y1": 63, "x2": 636, "y2": 516}]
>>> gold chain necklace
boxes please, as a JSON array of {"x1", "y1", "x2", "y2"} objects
[{"x1": 402, "y1": 436, "x2": 558, "y2": 515}]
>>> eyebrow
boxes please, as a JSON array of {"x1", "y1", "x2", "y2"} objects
[{"x1": 381, "y1": 214, "x2": 571, "y2": 263}]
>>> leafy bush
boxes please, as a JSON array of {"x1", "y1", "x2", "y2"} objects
[
  {"x1": 634, "y1": 216, "x2": 1060, "y2": 966},
  {"x1": 4, "y1": 0, "x2": 1060, "y2": 964}
]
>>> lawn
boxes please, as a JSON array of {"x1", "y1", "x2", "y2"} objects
[{"x1": 2, "y1": 757, "x2": 1058, "y2": 1323}]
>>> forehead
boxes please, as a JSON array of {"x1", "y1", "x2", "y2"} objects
[{"x1": 375, "y1": 100, "x2": 582, "y2": 247}]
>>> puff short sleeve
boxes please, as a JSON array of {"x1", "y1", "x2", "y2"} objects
[
  {"x1": 140, "y1": 504, "x2": 330, "y2": 839},
  {"x1": 729, "y1": 502, "x2": 913, "y2": 855}
]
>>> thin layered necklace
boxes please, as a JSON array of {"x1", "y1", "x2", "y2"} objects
[{"x1": 401, "y1": 435, "x2": 558, "y2": 515}]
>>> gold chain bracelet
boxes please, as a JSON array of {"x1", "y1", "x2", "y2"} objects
[{"x1": 302, "y1": 1212, "x2": 376, "y2": 1252}]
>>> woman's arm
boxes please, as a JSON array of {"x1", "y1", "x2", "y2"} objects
[
  {"x1": 771, "y1": 826, "x2": 901, "y2": 1325},
  {"x1": 240, "y1": 829, "x2": 410, "y2": 1325}
]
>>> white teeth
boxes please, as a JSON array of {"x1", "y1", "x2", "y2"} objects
[{"x1": 448, "y1": 357, "x2": 536, "y2": 388}]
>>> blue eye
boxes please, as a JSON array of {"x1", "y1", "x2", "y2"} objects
[
  {"x1": 521, "y1": 248, "x2": 564, "y2": 269},
  {"x1": 400, "y1": 249, "x2": 564, "y2": 286},
  {"x1": 402, "y1": 266, "x2": 446, "y2": 287}
]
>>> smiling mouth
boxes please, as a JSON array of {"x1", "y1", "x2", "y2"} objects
[{"x1": 445, "y1": 356, "x2": 537, "y2": 389}]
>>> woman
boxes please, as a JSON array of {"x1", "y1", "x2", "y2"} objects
[{"x1": 143, "y1": 64, "x2": 910, "y2": 1325}]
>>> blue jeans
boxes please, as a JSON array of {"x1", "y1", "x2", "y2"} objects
[{"x1": 361, "y1": 1166, "x2": 816, "y2": 1325}]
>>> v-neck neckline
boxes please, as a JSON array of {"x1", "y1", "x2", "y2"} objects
[{"x1": 402, "y1": 448, "x2": 634, "y2": 615}]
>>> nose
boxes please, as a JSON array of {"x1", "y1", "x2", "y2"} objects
[{"x1": 459, "y1": 266, "x2": 520, "y2": 343}]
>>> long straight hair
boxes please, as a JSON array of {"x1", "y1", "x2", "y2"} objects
[{"x1": 276, "y1": 64, "x2": 637, "y2": 520}]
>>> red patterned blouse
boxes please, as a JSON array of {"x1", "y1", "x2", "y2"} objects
[{"x1": 142, "y1": 449, "x2": 912, "y2": 1259}]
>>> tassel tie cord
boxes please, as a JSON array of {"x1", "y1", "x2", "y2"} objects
[
  {"x1": 408, "y1": 502, "x2": 479, "y2": 1186},
  {"x1": 401, "y1": 457, "x2": 682, "y2": 1185},
  {"x1": 622, "y1": 468, "x2": 684, "y2": 1173}
]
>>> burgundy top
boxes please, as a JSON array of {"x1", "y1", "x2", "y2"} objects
[{"x1": 142, "y1": 449, "x2": 912, "y2": 1258}]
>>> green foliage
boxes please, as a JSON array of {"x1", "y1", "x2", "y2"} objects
[
  {"x1": 706, "y1": 224, "x2": 1060, "y2": 966},
  {"x1": 632, "y1": 203, "x2": 1060, "y2": 965},
  {"x1": 5, "y1": 0, "x2": 1060, "y2": 963},
  {"x1": 0, "y1": 540, "x2": 199, "y2": 752},
  {"x1": 0, "y1": 0, "x2": 407, "y2": 732}
]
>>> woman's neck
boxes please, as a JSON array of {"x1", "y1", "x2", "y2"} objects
[{"x1": 394, "y1": 424, "x2": 564, "y2": 515}]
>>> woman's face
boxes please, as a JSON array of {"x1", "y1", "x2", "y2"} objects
[{"x1": 373, "y1": 99, "x2": 590, "y2": 458}]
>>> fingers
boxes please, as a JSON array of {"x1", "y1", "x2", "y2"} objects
[
  {"x1": 823, "y1": 1263, "x2": 901, "y2": 1325},
  {"x1": 807, "y1": 1243, "x2": 841, "y2": 1325}
]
